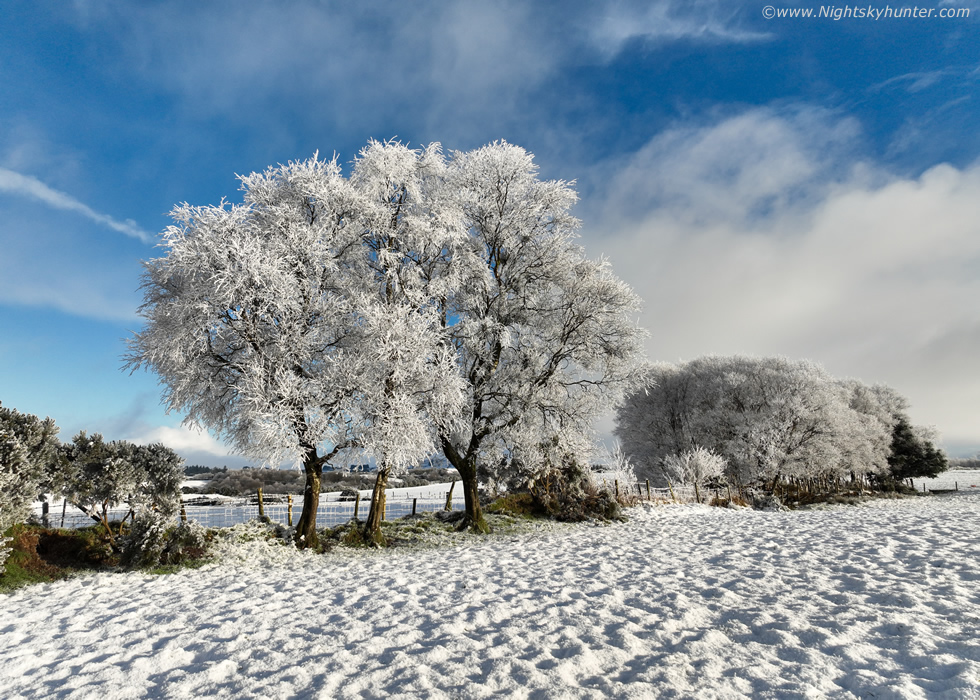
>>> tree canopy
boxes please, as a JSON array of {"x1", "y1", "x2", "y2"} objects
[
  {"x1": 615, "y1": 356, "x2": 945, "y2": 487},
  {"x1": 127, "y1": 140, "x2": 646, "y2": 540}
]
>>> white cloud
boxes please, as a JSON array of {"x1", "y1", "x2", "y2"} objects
[
  {"x1": 585, "y1": 107, "x2": 980, "y2": 448},
  {"x1": 127, "y1": 425, "x2": 231, "y2": 458},
  {"x1": 0, "y1": 167, "x2": 151, "y2": 243}
]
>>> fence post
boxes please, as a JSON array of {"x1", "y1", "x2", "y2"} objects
[
  {"x1": 257, "y1": 487, "x2": 265, "y2": 518},
  {"x1": 353, "y1": 492, "x2": 360, "y2": 520},
  {"x1": 412, "y1": 498, "x2": 417, "y2": 516},
  {"x1": 694, "y1": 481, "x2": 701, "y2": 504},
  {"x1": 180, "y1": 503, "x2": 188, "y2": 523},
  {"x1": 42, "y1": 501, "x2": 49, "y2": 528},
  {"x1": 667, "y1": 480, "x2": 676, "y2": 503},
  {"x1": 445, "y1": 480, "x2": 456, "y2": 511},
  {"x1": 615, "y1": 479, "x2": 619, "y2": 500},
  {"x1": 60, "y1": 499, "x2": 67, "y2": 528},
  {"x1": 646, "y1": 480, "x2": 651, "y2": 500},
  {"x1": 287, "y1": 494, "x2": 293, "y2": 527},
  {"x1": 726, "y1": 484, "x2": 733, "y2": 504}
]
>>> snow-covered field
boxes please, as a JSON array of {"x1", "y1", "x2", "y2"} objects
[{"x1": 3, "y1": 490, "x2": 979, "y2": 699}]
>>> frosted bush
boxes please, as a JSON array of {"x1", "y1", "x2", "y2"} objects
[
  {"x1": 210, "y1": 519, "x2": 311, "y2": 567},
  {"x1": 120, "y1": 510, "x2": 211, "y2": 569},
  {"x1": 120, "y1": 508, "x2": 171, "y2": 568},
  {"x1": 662, "y1": 446, "x2": 727, "y2": 486},
  {"x1": 1, "y1": 431, "x2": 34, "y2": 571},
  {"x1": 594, "y1": 445, "x2": 638, "y2": 492}
]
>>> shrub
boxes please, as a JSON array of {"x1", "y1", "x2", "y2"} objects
[{"x1": 120, "y1": 510, "x2": 210, "y2": 569}]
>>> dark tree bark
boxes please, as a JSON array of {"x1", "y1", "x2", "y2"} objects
[
  {"x1": 295, "y1": 458, "x2": 322, "y2": 549},
  {"x1": 442, "y1": 438, "x2": 490, "y2": 534}
]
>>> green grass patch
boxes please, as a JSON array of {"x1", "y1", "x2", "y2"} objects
[{"x1": 1, "y1": 524, "x2": 117, "y2": 593}]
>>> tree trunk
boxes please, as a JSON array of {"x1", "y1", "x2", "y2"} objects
[
  {"x1": 295, "y1": 459, "x2": 322, "y2": 549},
  {"x1": 362, "y1": 467, "x2": 390, "y2": 546},
  {"x1": 441, "y1": 438, "x2": 490, "y2": 534},
  {"x1": 456, "y1": 459, "x2": 490, "y2": 534}
]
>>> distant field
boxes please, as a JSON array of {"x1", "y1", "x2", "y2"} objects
[{"x1": 912, "y1": 468, "x2": 980, "y2": 492}]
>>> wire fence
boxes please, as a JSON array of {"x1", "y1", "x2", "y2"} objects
[
  {"x1": 31, "y1": 487, "x2": 465, "y2": 531},
  {"x1": 31, "y1": 479, "x2": 723, "y2": 532},
  {"x1": 593, "y1": 477, "x2": 700, "y2": 504}
]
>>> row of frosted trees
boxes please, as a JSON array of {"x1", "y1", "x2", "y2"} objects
[
  {"x1": 125, "y1": 140, "x2": 647, "y2": 547},
  {"x1": 0, "y1": 402, "x2": 184, "y2": 567},
  {"x1": 615, "y1": 356, "x2": 947, "y2": 495}
]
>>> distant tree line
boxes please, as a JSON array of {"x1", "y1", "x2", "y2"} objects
[{"x1": 948, "y1": 457, "x2": 980, "y2": 470}]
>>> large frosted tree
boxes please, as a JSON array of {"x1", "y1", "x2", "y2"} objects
[
  {"x1": 435, "y1": 143, "x2": 647, "y2": 531},
  {"x1": 348, "y1": 140, "x2": 464, "y2": 544}
]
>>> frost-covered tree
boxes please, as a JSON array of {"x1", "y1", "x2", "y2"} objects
[
  {"x1": 348, "y1": 141, "x2": 464, "y2": 544},
  {"x1": 0, "y1": 430, "x2": 33, "y2": 568},
  {"x1": 434, "y1": 142, "x2": 647, "y2": 531},
  {"x1": 128, "y1": 141, "x2": 643, "y2": 543},
  {"x1": 0, "y1": 402, "x2": 61, "y2": 505},
  {"x1": 60, "y1": 434, "x2": 184, "y2": 543},
  {"x1": 1, "y1": 404, "x2": 61, "y2": 564},
  {"x1": 616, "y1": 356, "x2": 896, "y2": 487}
]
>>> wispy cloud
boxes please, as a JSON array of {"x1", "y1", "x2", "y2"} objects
[
  {"x1": 0, "y1": 167, "x2": 151, "y2": 243},
  {"x1": 870, "y1": 70, "x2": 951, "y2": 94},
  {"x1": 590, "y1": 1, "x2": 771, "y2": 56}
]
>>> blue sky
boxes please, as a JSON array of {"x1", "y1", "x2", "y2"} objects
[{"x1": 1, "y1": 0, "x2": 978, "y2": 465}]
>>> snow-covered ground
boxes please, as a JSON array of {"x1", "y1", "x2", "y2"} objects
[{"x1": 3, "y1": 491, "x2": 980, "y2": 699}]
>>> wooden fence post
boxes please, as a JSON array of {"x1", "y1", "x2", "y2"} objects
[
  {"x1": 257, "y1": 487, "x2": 264, "y2": 518},
  {"x1": 287, "y1": 494, "x2": 293, "y2": 527},
  {"x1": 42, "y1": 501, "x2": 50, "y2": 528},
  {"x1": 180, "y1": 503, "x2": 188, "y2": 523},
  {"x1": 694, "y1": 481, "x2": 701, "y2": 504},
  {"x1": 667, "y1": 480, "x2": 676, "y2": 503},
  {"x1": 60, "y1": 499, "x2": 67, "y2": 528},
  {"x1": 353, "y1": 492, "x2": 360, "y2": 520},
  {"x1": 412, "y1": 498, "x2": 417, "y2": 516},
  {"x1": 645, "y1": 480, "x2": 651, "y2": 500},
  {"x1": 445, "y1": 480, "x2": 456, "y2": 511},
  {"x1": 615, "y1": 479, "x2": 619, "y2": 500}
]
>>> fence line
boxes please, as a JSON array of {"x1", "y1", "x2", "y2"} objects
[
  {"x1": 30, "y1": 489, "x2": 465, "y2": 531},
  {"x1": 32, "y1": 480, "x2": 715, "y2": 532}
]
